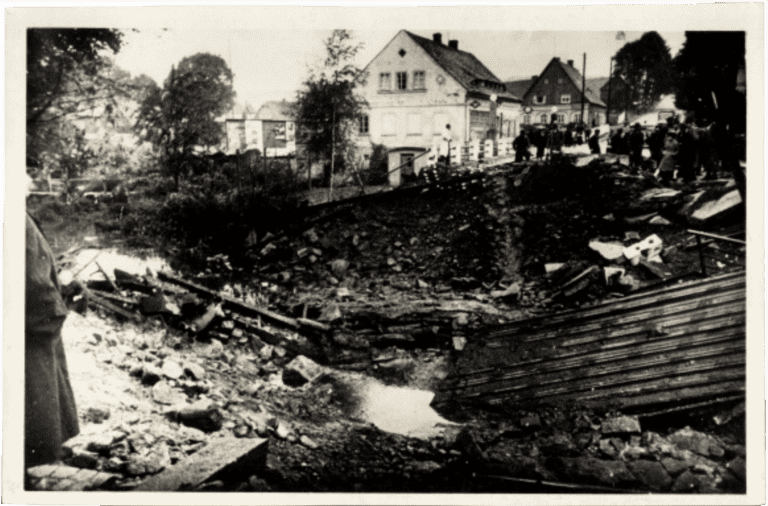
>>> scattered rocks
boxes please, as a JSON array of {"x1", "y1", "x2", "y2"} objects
[
  {"x1": 551, "y1": 457, "x2": 634, "y2": 487},
  {"x1": 299, "y1": 435, "x2": 319, "y2": 449},
  {"x1": 667, "y1": 427, "x2": 714, "y2": 457},
  {"x1": 600, "y1": 415, "x2": 641, "y2": 435},
  {"x1": 141, "y1": 364, "x2": 163, "y2": 386},
  {"x1": 152, "y1": 381, "x2": 186, "y2": 405},
  {"x1": 84, "y1": 406, "x2": 111, "y2": 424},
  {"x1": 184, "y1": 362, "x2": 206, "y2": 380},
  {"x1": 161, "y1": 360, "x2": 184, "y2": 380},
  {"x1": 627, "y1": 460, "x2": 672, "y2": 491},
  {"x1": 282, "y1": 355, "x2": 324, "y2": 388}
]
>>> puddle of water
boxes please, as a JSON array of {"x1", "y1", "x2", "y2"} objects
[
  {"x1": 70, "y1": 248, "x2": 170, "y2": 281},
  {"x1": 344, "y1": 377, "x2": 459, "y2": 440}
]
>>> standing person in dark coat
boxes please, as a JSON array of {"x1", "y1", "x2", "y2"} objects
[
  {"x1": 648, "y1": 123, "x2": 666, "y2": 166},
  {"x1": 588, "y1": 128, "x2": 601, "y2": 154},
  {"x1": 677, "y1": 124, "x2": 698, "y2": 182},
  {"x1": 697, "y1": 123, "x2": 719, "y2": 180},
  {"x1": 26, "y1": 210, "x2": 79, "y2": 468},
  {"x1": 628, "y1": 123, "x2": 645, "y2": 170},
  {"x1": 512, "y1": 130, "x2": 531, "y2": 162},
  {"x1": 564, "y1": 125, "x2": 574, "y2": 147},
  {"x1": 534, "y1": 129, "x2": 546, "y2": 159},
  {"x1": 610, "y1": 128, "x2": 623, "y2": 154}
]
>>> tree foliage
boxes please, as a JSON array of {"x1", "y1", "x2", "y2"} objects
[
  {"x1": 135, "y1": 53, "x2": 236, "y2": 184},
  {"x1": 27, "y1": 29, "x2": 126, "y2": 167},
  {"x1": 294, "y1": 30, "x2": 367, "y2": 171},
  {"x1": 673, "y1": 31, "x2": 745, "y2": 132},
  {"x1": 612, "y1": 31, "x2": 675, "y2": 113}
]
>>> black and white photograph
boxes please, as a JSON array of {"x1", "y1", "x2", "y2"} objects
[{"x1": 4, "y1": 3, "x2": 764, "y2": 503}]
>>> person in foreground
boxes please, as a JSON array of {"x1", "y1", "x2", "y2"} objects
[{"x1": 25, "y1": 192, "x2": 79, "y2": 468}]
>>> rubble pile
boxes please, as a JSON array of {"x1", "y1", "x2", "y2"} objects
[{"x1": 28, "y1": 154, "x2": 746, "y2": 493}]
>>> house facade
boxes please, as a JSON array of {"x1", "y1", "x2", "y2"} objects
[
  {"x1": 225, "y1": 100, "x2": 297, "y2": 157},
  {"x1": 357, "y1": 30, "x2": 523, "y2": 178},
  {"x1": 507, "y1": 57, "x2": 607, "y2": 127}
]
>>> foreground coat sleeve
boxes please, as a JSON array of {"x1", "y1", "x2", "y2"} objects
[{"x1": 26, "y1": 215, "x2": 68, "y2": 338}]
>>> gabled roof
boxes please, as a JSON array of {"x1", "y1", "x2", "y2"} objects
[
  {"x1": 403, "y1": 31, "x2": 521, "y2": 102},
  {"x1": 527, "y1": 57, "x2": 606, "y2": 107},
  {"x1": 586, "y1": 77, "x2": 609, "y2": 93},
  {"x1": 256, "y1": 100, "x2": 295, "y2": 121},
  {"x1": 504, "y1": 78, "x2": 535, "y2": 99}
]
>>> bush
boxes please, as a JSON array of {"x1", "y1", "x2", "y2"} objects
[{"x1": 363, "y1": 143, "x2": 389, "y2": 185}]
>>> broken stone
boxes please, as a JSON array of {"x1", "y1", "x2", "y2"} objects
[
  {"x1": 690, "y1": 188, "x2": 742, "y2": 225},
  {"x1": 259, "y1": 344, "x2": 274, "y2": 361},
  {"x1": 162, "y1": 360, "x2": 184, "y2": 380},
  {"x1": 671, "y1": 469, "x2": 706, "y2": 492},
  {"x1": 667, "y1": 427, "x2": 712, "y2": 457},
  {"x1": 275, "y1": 422, "x2": 291, "y2": 440},
  {"x1": 233, "y1": 424, "x2": 251, "y2": 438},
  {"x1": 600, "y1": 415, "x2": 641, "y2": 435},
  {"x1": 660, "y1": 457, "x2": 690, "y2": 476},
  {"x1": 623, "y1": 234, "x2": 663, "y2": 265},
  {"x1": 85, "y1": 432, "x2": 121, "y2": 455},
  {"x1": 152, "y1": 381, "x2": 186, "y2": 405},
  {"x1": 627, "y1": 460, "x2": 672, "y2": 491},
  {"x1": 649, "y1": 215, "x2": 672, "y2": 225},
  {"x1": 330, "y1": 259, "x2": 349, "y2": 277},
  {"x1": 452, "y1": 336, "x2": 467, "y2": 351},
  {"x1": 545, "y1": 263, "x2": 565, "y2": 274},
  {"x1": 519, "y1": 414, "x2": 541, "y2": 431},
  {"x1": 176, "y1": 401, "x2": 224, "y2": 433},
  {"x1": 604, "y1": 266, "x2": 626, "y2": 286},
  {"x1": 598, "y1": 439, "x2": 616, "y2": 457},
  {"x1": 726, "y1": 456, "x2": 746, "y2": 482},
  {"x1": 141, "y1": 364, "x2": 163, "y2": 386},
  {"x1": 589, "y1": 240, "x2": 625, "y2": 261},
  {"x1": 299, "y1": 435, "x2": 319, "y2": 449},
  {"x1": 67, "y1": 450, "x2": 100, "y2": 470},
  {"x1": 84, "y1": 406, "x2": 111, "y2": 424},
  {"x1": 416, "y1": 279, "x2": 429, "y2": 289},
  {"x1": 184, "y1": 363, "x2": 206, "y2": 381},
  {"x1": 551, "y1": 457, "x2": 633, "y2": 486},
  {"x1": 638, "y1": 258, "x2": 672, "y2": 279},
  {"x1": 282, "y1": 355, "x2": 324, "y2": 387},
  {"x1": 318, "y1": 302, "x2": 342, "y2": 323},
  {"x1": 490, "y1": 282, "x2": 520, "y2": 299}
]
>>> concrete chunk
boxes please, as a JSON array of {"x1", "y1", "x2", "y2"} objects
[
  {"x1": 134, "y1": 437, "x2": 268, "y2": 491},
  {"x1": 283, "y1": 355, "x2": 324, "y2": 387}
]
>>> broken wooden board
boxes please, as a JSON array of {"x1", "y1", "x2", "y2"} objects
[
  {"x1": 435, "y1": 271, "x2": 746, "y2": 414},
  {"x1": 27, "y1": 464, "x2": 119, "y2": 491},
  {"x1": 134, "y1": 437, "x2": 268, "y2": 491}
]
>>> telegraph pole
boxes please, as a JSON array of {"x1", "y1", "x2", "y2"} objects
[{"x1": 580, "y1": 53, "x2": 586, "y2": 125}]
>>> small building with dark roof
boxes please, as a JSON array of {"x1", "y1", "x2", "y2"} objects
[
  {"x1": 510, "y1": 57, "x2": 609, "y2": 128},
  {"x1": 358, "y1": 30, "x2": 523, "y2": 159}
]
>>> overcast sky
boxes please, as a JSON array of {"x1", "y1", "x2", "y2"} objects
[{"x1": 114, "y1": 29, "x2": 685, "y2": 111}]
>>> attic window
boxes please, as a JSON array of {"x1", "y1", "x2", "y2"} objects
[{"x1": 399, "y1": 48, "x2": 406, "y2": 57}]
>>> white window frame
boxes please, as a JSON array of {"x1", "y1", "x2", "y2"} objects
[
  {"x1": 560, "y1": 94, "x2": 571, "y2": 104},
  {"x1": 413, "y1": 70, "x2": 425, "y2": 90},
  {"x1": 571, "y1": 112, "x2": 581, "y2": 123},
  {"x1": 533, "y1": 95, "x2": 546, "y2": 105},
  {"x1": 359, "y1": 114, "x2": 369, "y2": 134},
  {"x1": 523, "y1": 115, "x2": 531, "y2": 125},
  {"x1": 396, "y1": 72, "x2": 408, "y2": 90},
  {"x1": 379, "y1": 73, "x2": 391, "y2": 91},
  {"x1": 540, "y1": 114, "x2": 548, "y2": 124},
  {"x1": 557, "y1": 113, "x2": 566, "y2": 124}
]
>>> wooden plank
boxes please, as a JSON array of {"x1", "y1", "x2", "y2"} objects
[
  {"x1": 89, "y1": 293, "x2": 141, "y2": 322},
  {"x1": 158, "y1": 272, "x2": 299, "y2": 330},
  {"x1": 485, "y1": 272, "x2": 744, "y2": 338},
  {"x1": 482, "y1": 362, "x2": 745, "y2": 406},
  {"x1": 461, "y1": 312, "x2": 745, "y2": 376},
  {"x1": 453, "y1": 328, "x2": 745, "y2": 389},
  {"x1": 456, "y1": 341, "x2": 744, "y2": 398},
  {"x1": 134, "y1": 437, "x2": 268, "y2": 491}
]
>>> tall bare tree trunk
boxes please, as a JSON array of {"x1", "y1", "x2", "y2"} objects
[{"x1": 328, "y1": 107, "x2": 335, "y2": 203}]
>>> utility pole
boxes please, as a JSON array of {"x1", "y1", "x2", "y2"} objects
[
  {"x1": 606, "y1": 57, "x2": 614, "y2": 125},
  {"x1": 580, "y1": 53, "x2": 587, "y2": 126}
]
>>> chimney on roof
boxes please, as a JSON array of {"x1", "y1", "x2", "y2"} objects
[
  {"x1": 433, "y1": 33, "x2": 442, "y2": 44},
  {"x1": 567, "y1": 59, "x2": 574, "y2": 68},
  {"x1": 448, "y1": 40, "x2": 459, "y2": 50}
]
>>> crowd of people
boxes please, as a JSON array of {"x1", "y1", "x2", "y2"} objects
[{"x1": 511, "y1": 115, "x2": 739, "y2": 186}]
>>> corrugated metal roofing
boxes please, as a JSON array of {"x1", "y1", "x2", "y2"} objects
[{"x1": 434, "y1": 271, "x2": 745, "y2": 414}]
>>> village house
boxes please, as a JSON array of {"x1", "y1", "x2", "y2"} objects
[
  {"x1": 357, "y1": 31, "x2": 523, "y2": 183},
  {"x1": 506, "y1": 57, "x2": 609, "y2": 127},
  {"x1": 224, "y1": 100, "x2": 297, "y2": 157}
]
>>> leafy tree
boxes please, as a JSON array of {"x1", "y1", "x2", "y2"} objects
[
  {"x1": 27, "y1": 29, "x2": 124, "y2": 166},
  {"x1": 612, "y1": 31, "x2": 675, "y2": 114},
  {"x1": 673, "y1": 31, "x2": 745, "y2": 132},
  {"x1": 135, "y1": 53, "x2": 236, "y2": 187},
  {"x1": 295, "y1": 30, "x2": 367, "y2": 199}
]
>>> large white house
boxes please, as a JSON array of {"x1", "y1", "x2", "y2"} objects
[{"x1": 357, "y1": 31, "x2": 523, "y2": 181}]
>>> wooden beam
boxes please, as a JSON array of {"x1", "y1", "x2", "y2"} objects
[{"x1": 134, "y1": 437, "x2": 268, "y2": 491}]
